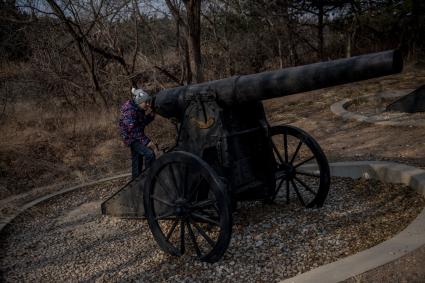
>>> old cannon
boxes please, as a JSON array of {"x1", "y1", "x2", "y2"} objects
[{"x1": 102, "y1": 50, "x2": 403, "y2": 262}]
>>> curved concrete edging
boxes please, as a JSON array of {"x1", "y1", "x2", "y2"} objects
[
  {"x1": 0, "y1": 173, "x2": 131, "y2": 232},
  {"x1": 330, "y1": 89, "x2": 425, "y2": 126},
  {"x1": 281, "y1": 161, "x2": 425, "y2": 283}
]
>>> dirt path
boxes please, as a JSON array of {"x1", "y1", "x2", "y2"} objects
[
  {"x1": 264, "y1": 64, "x2": 425, "y2": 169},
  {"x1": 344, "y1": 244, "x2": 425, "y2": 283}
]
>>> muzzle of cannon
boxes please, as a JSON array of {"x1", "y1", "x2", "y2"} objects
[
  {"x1": 102, "y1": 49, "x2": 403, "y2": 263},
  {"x1": 154, "y1": 49, "x2": 402, "y2": 119}
]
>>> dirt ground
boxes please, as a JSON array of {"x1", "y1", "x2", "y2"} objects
[
  {"x1": 344, "y1": 244, "x2": 425, "y2": 283},
  {"x1": 263, "y1": 62, "x2": 425, "y2": 169},
  {"x1": 1, "y1": 62, "x2": 425, "y2": 198},
  {"x1": 1, "y1": 62, "x2": 425, "y2": 281},
  {"x1": 0, "y1": 101, "x2": 175, "y2": 200}
]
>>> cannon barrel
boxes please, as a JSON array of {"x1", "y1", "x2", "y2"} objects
[{"x1": 154, "y1": 49, "x2": 403, "y2": 118}]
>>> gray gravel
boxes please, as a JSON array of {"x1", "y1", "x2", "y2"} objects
[{"x1": 1, "y1": 177, "x2": 424, "y2": 282}]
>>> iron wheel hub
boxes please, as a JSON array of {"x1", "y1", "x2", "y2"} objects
[
  {"x1": 174, "y1": 198, "x2": 190, "y2": 217},
  {"x1": 278, "y1": 163, "x2": 296, "y2": 179}
]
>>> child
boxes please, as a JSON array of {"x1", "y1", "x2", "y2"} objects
[{"x1": 119, "y1": 88, "x2": 156, "y2": 178}]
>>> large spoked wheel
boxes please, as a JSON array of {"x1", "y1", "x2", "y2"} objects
[
  {"x1": 269, "y1": 125, "x2": 330, "y2": 208},
  {"x1": 143, "y1": 151, "x2": 232, "y2": 263}
]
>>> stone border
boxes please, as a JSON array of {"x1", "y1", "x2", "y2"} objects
[
  {"x1": 330, "y1": 89, "x2": 425, "y2": 126},
  {"x1": 281, "y1": 161, "x2": 425, "y2": 283},
  {"x1": 0, "y1": 173, "x2": 131, "y2": 232},
  {"x1": 2, "y1": 162, "x2": 425, "y2": 283}
]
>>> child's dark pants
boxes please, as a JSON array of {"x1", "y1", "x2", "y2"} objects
[{"x1": 130, "y1": 141, "x2": 155, "y2": 178}]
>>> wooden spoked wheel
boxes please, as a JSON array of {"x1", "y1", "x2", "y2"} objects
[
  {"x1": 143, "y1": 151, "x2": 232, "y2": 263},
  {"x1": 269, "y1": 125, "x2": 330, "y2": 208}
]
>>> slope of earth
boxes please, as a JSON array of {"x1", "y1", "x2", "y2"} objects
[
  {"x1": 264, "y1": 63, "x2": 425, "y2": 169},
  {"x1": 1, "y1": 63, "x2": 424, "y2": 202}
]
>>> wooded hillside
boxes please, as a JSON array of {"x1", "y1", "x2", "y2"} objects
[
  {"x1": 1, "y1": 0, "x2": 424, "y2": 111},
  {"x1": 1, "y1": 0, "x2": 424, "y2": 197}
]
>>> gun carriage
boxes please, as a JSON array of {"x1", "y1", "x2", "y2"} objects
[{"x1": 102, "y1": 50, "x2": 403, "y2": 262}]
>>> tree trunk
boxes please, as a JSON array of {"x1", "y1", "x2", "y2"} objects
[
  {"x1": 317, "y1": 0, "x2": 324, "y2": 60},
  {"x1": 278, "y1": 39, "x2": 283, "y2": 68},
  {"x1": 346, "y1": 32, "x2": 351, "y2": 58},
  {"x1": 184, "y1": 0, "x2": 204, "y2": 83},
  {"x1": 175, "y1": 17, "x2": 191, "y2": 84},
  {"x1": 280, "y1": 0, "x2": 298, "y2": 66},
  {"x1": 183, "y1": 38, "x2": 193, "y2": 84}
]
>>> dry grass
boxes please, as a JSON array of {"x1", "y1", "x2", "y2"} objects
[
  {"x1": 2, "y1": 62, "x2": 425, "y2": 201},
  {"x1": 0, "y1": 98, "x2": 175, "y2": 200}
]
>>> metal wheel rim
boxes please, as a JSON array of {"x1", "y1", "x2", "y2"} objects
[
  {"x1": 143, "y1": 151, "x2": 232, "y2": 262},
  {"x1": 269, "y1": 125, "x2": 330, "y2": 207}
]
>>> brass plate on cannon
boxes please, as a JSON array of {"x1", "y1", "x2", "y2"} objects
[{"x1": 191, "y1": 117, "x2": 215, "y2": 129}]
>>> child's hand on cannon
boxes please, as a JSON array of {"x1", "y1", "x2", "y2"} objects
[
  {"x1": 145, "y1": 105, "x2": 153, "y2": 115},
  {"x1": 147, "y1": 141, "x2": 163, "y2": 157}
]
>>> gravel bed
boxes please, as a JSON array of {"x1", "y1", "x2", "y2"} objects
[{"x1": 1, "y1": 177, "x2": 424, "y2": 282}]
